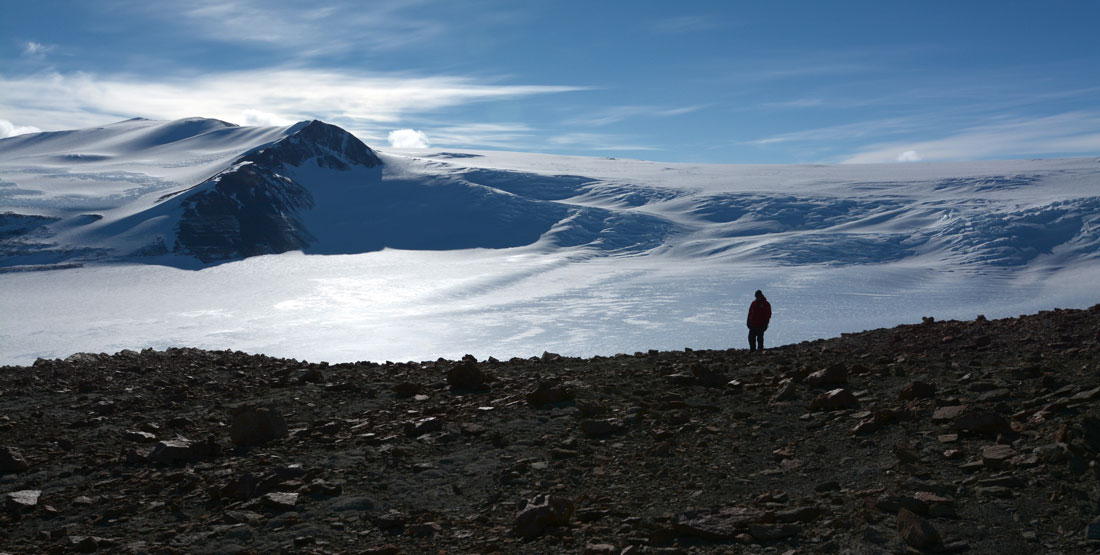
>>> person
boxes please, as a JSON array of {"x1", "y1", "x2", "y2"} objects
[{"x1": 746, "y1": 290, "x2": 771, "y2": 351}]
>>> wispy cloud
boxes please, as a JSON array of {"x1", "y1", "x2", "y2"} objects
[
  {"x1": 842, "y1": 112, "x2": 1100, "y2": 163},
  {"x1": 548, "y1": 132, "x2": 659, "y2": 151},
  {"x1": 565, "y1": 105, "x2": 706, "y2": 127},
  {"x1": 649, "y1": 15, "x2": 726, "y2": 35},
  {"x1": 0, "y1": 69, "x2": 585, "y2": 145},
  {"x1": 22, "y1": 41, "x2": 54, "y2": 58},
  {"x1": 127, "y1": 0, "x2": 470, "y2": 59}
]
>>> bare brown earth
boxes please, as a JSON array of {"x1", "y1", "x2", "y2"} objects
[{"x1": 2, "y1": 305, "x2": 1099, "y2": 554}]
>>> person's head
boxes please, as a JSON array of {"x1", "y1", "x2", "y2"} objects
[{"x1": 755, "y1": 290, "x2": 764, "y2": 300}]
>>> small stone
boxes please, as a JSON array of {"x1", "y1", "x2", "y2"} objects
[
  {"x1": 405, "y1": 522, "x2": 442, "y2": 537},
  {"x1": 583, "y1": 543, "x2": 616, "y2": 555},
  {"x1": 932, "y1": 405, "x2": 967, "y2": 422},
  {"x1": 122, "y1": 430, "x2": 157, "y2": 442},
  {"x1": 980, "y1": 444, "x2": 1016, "y2": 469},
  {"x1": 260, "y1": 492, "x2": 298, "y2": 512}
]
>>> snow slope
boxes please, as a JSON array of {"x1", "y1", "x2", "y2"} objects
[{"x1": 1, "y1": 119, "x2": 1098, "y2": 365}]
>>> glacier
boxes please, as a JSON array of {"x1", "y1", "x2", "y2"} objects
[{"x1": 1, "y1": 118, "x2": 1097, "y2": 365}]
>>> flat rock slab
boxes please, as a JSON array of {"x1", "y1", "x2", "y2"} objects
[
  {"x1": 4, "y1": 490, "x2": 41, "y2": 511},
  {"x1": 674, "y1": 506, "x2": 767, "y2": 540}
]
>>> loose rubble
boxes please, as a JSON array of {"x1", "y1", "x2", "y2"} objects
[{"x1": 1, "y1": 305, "x2": 1099, "y2": 553}]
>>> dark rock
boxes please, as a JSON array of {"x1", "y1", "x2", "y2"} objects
[
  {"x1": 0, "y1": 446, "x2": 30, "y2": 473},
  {"x1": 897, "y1": 507, "x2": 941, "y2": 549},
  {"x1": 526, "y1": 380, "x2": 575, "y2": 407},
  {"x1": 771, "y1": 379, "x2": 797, "y2": 402},
  {"x1": 404, "y1": 417, "x2": 443, "y2": 437},
  {"x1": 148, "y1": 440, "x2": 195, "y2": 464},
  {"x1": 513, "y1": 494, "x2": 575, "y2": 539},
  {"x1": 980, "y1": 444, "x2": 1016, "y2": 469},
  {"x1": 952, "y1": 409, "x2": 1012, "y2": 436},
  {"x1": 392, "y1": 382, "x2": 423, "y2": 398},
  {"x1": 447, "y1": 358, "x2": 488, "y2": 390},
  {"x1": 898, "y1": 381, "x2": 936, "y2": 401},
  {"x1": 810, "y1": 388, "x2": 860, "y2": 411},
  {"x1": 229, "y1": 405, "x2": 289, "y2": 446},
  {"x1": 673, "y1": 506, "x2": 766, "y2": 540},
  {"x1": 581, "y1": 419, "x2": 625, "y2": 438},
  {"x1": 805, "y1": 363, "x2": 848, "y2": 386}
]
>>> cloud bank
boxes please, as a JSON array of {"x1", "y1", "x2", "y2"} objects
[{"x1": 0, "y1": 119, "x2": 41, "y2": 138}]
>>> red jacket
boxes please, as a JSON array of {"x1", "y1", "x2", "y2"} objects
[{"x1": 748, "y1": 298, "x2": 772, "y2": 329}]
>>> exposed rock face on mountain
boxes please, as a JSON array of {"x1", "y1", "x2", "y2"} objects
[
  {"x1": 2, "y1": 305, "x2": 1099, "y2": 553},
  {"x1": 169, "y1": 120, "x2": 383, "y2": 262}
]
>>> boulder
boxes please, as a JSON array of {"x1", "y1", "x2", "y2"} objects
[
  {"x1": 897, "y1": 507, "x2": 942, "y2": 550},
  {"x1": 447, "y1": 357, "x2": 489, "y2": 390},
  {"x1": 229, "y1": 405, "x2": 289, "y2": 446}
]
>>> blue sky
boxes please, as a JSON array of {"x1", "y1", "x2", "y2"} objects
[{"x1": 2, "y1": 0, "x2": 1099, "y2": 164}]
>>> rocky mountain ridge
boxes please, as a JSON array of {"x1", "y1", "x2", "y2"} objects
[{"x1": 2, "y1": 305, "x2": 1100, "y2": 553}]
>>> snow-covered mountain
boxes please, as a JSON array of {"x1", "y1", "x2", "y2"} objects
[
  {"x1": 2, "y1": 117, "x2": 1097, "y2": 273},
  {"x1": 1, "y1": 118, "x2": 1098, "y2": 365}
]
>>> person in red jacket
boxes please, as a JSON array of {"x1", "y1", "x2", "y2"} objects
[{"x1": 747, "y1": 290, "x2": 772, "y2": 351}]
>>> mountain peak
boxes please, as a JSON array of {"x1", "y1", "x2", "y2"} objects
[{"x1": 245, "y1": 119, "x2": 381, "y2": 170}]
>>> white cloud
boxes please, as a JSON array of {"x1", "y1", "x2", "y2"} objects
[
  {"x1": 896, "y1": 150, "x2": 922, "y2": 162},
  {"x1": 0, "y1": 119, "x2": 41, "y2": 138},
  {"x1": 241, "y1": 109, "x2": 295, "y2": 127},
  {"x1": 22, "y1": 41, "x2": 53, "y2": 58},
  {"x1": 388, "y1": 129, "x2": 430, "y2": 148},
  {"x1": 0, "y1": 69, "x2": 584, "y2": 143}
]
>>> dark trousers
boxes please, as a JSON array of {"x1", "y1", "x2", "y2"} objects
[{"x1": 748, "y1": 327, "x2": 765, "y2": 351}]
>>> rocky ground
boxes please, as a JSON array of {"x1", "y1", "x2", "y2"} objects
[{"x1": 2, "y1": 305, "x2": 1100, "y2": 554}]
